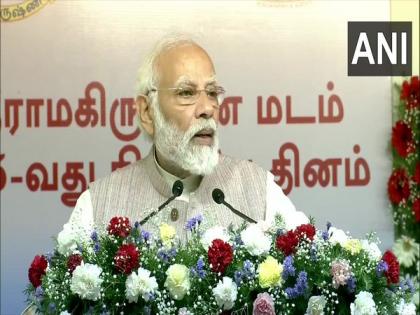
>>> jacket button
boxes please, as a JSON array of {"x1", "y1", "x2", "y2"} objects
[{"x1": 170, "y1": 208, "x2": 179, "y2": 222}]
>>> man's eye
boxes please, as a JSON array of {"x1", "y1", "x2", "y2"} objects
[
  {"x1": 177, "y1": 88, "x2": 195, "y2": 97},
  {"x1": 206, "y1": 89, "x2": 218, "y2": 98}
]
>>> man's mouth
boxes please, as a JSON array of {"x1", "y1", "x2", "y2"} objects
[{"x1": 192, "y1": 129, "x2": 215, "y2": 145}]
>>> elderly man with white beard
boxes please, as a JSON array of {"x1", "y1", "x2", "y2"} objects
[{"x1": 63, "y1": 34, "x2": 309, "y2": 242}]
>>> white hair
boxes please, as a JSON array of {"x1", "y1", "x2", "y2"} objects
[{"x1": 134, "y1": 33, "x2": 202, "y2": 139}]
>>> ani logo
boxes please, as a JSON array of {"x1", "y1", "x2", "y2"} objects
[{"x1": 0, "y1": 0, "x2": 54, "y2": 23}]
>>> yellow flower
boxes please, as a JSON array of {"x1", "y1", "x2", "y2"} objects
[
  {"x1": 160, "y1": 223, "x2": 176, "y2": 245},
  {"x1": 344, "y1": 239, "x2": 362, "y2": 255},
  {"x1": 164, "y1": 264, "x2": 190, "y2": 300},
  {"x1": 258, "y1": 256, "x2": 283, "y2": 288}
]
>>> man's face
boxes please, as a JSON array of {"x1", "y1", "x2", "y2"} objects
[
  {"x1": 150, "y1": 44, "x2": 220, "y2": 176},
  {"x1": 155, "y1": 44, "x2": 219, "y2": 142}
]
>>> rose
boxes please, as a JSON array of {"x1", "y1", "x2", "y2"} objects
[
  {"x1": 208, "y1": 239, "x2": 233, "y2": 274},
  {"x1": 107, "y1": 216, "x2": 131, "y2": 238},
  {"x1": 28, "y1": 255, "x2": 48, "y2": 288},
  {"x1": 382, "y1": 250, "x2": 400, "y2": 285},
  {"x1": 164, "y1": 264, "x2": 190, "y2": 300},
  {"x1": 258, "y1": 256, "x2": 283, "y2": 288},
  {"x1": 114, "y1": 244, "x2": 140, "y2": 274},
  {"x1": 276, "y1": 230, "x2": 299, "y2": 255},
  {"x1": 392, "y1": 121, "x2": 415, "y2": 157},
  {"x1": 67, "y1": 254, "x2": 83, "y2": 274},
  {"x1": 253, "y1": 292, "x2": 276, "y2": 315}
]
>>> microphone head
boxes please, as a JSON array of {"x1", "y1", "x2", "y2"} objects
[
  {"x1": 212, "y1": 188, "x2": 225, "y2": 204},
  {"x1": 172, "y1": 180, "x2": 184, "y2": 197}
]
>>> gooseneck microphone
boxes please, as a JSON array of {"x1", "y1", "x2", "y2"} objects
[
  {"x1": 211, "y1": 188, "x2": 257, "y2": 224},
  {"x1": 140, "y1": 180, "x2": 184, "y2": 225}
]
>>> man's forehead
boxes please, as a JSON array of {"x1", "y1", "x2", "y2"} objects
[{"x1": 156, "y1": 44, "x2": 216, "y2": 86}]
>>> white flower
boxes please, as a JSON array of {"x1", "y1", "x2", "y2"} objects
[
  {"x1": 361, "y1": 240, "x2": 382, "y2": 261},
  {"x1": 70, "y1": 263, "x2": 103, "y2": 301},
  {"x1": 396, "y1": 298, "x2": 416, "y2": 315},
  {"x1": 240, "y1": 224, "x2": 271, "y2": 256},
  {"x1": 328, "y1": 227, "x2": 349, "y2": 246},
  {"x1": 164, "y1": 264, "x2": 190, "y2": 300},
  {"x1": 125, "y1": 268, "x2": 158, "y2": 303},
  {"x1": 256, "y1": 219, "x2": 272, "y2": 233},
  {"x1": 212, "y1": 277, "x2": 238, "y2": 311},
  {"x1": 57, "y1": 224, "x2": 79, "y2": 256},
  {"x1": 393, "y1": 236, "x2": 419, "y2": 268},
  {"x1": 306, "y1": 295, "x2": 327, "y2": 315},
  {"x1": 283, "y1": 211, "x2": 310, "y2": 231},
  {"x1": 350, "y1": 291, "x2": 377, "y2": 315},
  {"x1": 201, "y1": 226, "x2": 230, "y2": 250}
]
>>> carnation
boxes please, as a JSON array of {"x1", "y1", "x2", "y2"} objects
[
  {"x1": 208, "y1": 239, "x2": 233, "y2": 274},
  {"x1": 107, "y1": 216, "x2": 131, "y2": 238},
  {"x1": 67, "y1": 254, "x2": 83, "y2": 274},
  {"x1": 28, "y1": 255, "x2": 48, "y2": 288},
  {"x1": 164, "y1": 264, "x2": 190, "y2": 300},
  {"x1": 392, "y1": 121, "x2": 415, "y2": 157},
  {"x1": 241, "y1": 224, "x2": 271, "y2": 256},
  {"x1": 361, "y1": 240, "x2": 382, "y2": 261},
  {"x1": 382, "y1": 250, "x2": 400, "y2": 285},
  {"x1": 114, "y1": 243, "x2": 140, "y2": 274},
  {"x1": 70, "y1": 263, "x2": 103, "y2": 301},
  {"x1": 328, "y1": 227, "x2": 349, "y2": 246},
  {"x1": 125, "y1": 268, "x2": 158, "y2": 303},
  {"x1": 350, "y1": 291, "x2": 377, "y2": 315},
  {"x1": 388, "y1": 169, "x2": 410, "y2": 204},
  {"x1": 331, "y1": 259, "x2": 352, "y2": 289},
  {"x1": 306, "y1": 295, "x2": 327, "y2": 315},
  {"x1": 396, "y1": 298, "x2": 416, "y2": 315},
  {"x1": 282, "y1": 210, "x2": 310, "y2": 231},
  {"x1": 253, "y1": 292, "x2": 275, "y2": 315},
  {"x1": 295, "y1": 224, "x2": 316, "y2": 241},
  {"x1": 159, "y1": 223, "x2": 176, "y2": 246},
  {"x1": 344, "y1": 239, "x2": 362, "y2": 255},
  {"x1": 57, "y1": 224, "x2": 79, "y2": 256},
  {"x1": 201, "y1": 226, "x2": 230, "y2": 250},
  {"x1": 276, "y1": 230, "x2": 299, "y2": 255},
  {"x1": 212, "y1": 276, "x2": 238, "y2": 311},
  {"x1": 258, "y1": 256, "x2": 283, "y2": 288}
]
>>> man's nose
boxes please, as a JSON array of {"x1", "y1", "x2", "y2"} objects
[{"x1": 195, "y1": 91, "x2": 217, "y2": 119}]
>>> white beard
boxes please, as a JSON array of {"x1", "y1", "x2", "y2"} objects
[{"x1": 152, "y1": 102, "x2": 219, "y2": 176}]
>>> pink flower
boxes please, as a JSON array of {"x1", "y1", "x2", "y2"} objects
[
  {"x1": 331, "y1": 259, "x2": 352, "y2": 289},
  {"x1": 253, "y1": 292, "x2": 275, "y2": 315}
]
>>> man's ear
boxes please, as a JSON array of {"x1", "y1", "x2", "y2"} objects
[{"x1": 135, "y1": 95, "x2": 154, "y2": 138}]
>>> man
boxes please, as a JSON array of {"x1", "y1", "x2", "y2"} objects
[{"x1": 65, "y1": 34, "x2": 308, "y2": 241}]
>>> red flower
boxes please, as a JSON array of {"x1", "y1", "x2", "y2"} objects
[
  {"x1": 28, "y1": 255, "x2": 48, "y2": 288},
  {"x1": 67, "y1": 254, "x2": 83, "y2": 274},
  {"x1": 412, "y1": 198, "x2": 420, "y2": 223},
  {"x1": 392, "y1": 121, "x2": 415, "y2": 157},
  {"x1": 382, "y1": 250, "x2": 400, "y2": 285},
  {"x1": 107, "y1": 216, "x2": 132, "y2": 238},
  {"x1": 400, "y1": 76, "x2": 419, "y2": 109},
  {"x1": 276, "y1": 230, "x2": 299, "y2": 256},
  {"x1": 388, "y1": 169, "x2": 410, "y2": 204},
  {"x1": 114, "y1": 243, "x2": 140, "y2": 274},
  {"x1": 295, "y1": 224, "x2": 316, "y2": 241},
  {"x1": 413, "y1": 163, "x2": 420, "y2": 185},
  {"x1": 208, "y1": 239, "x2": 233, "y2": 274}
]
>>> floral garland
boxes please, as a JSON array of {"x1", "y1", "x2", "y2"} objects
[
  {"x1": 387, "y1": 75, "x2": 420, "y2": 309},
  {"x1": 25, "y1": 214, "x2": 415, "y2": 315}
]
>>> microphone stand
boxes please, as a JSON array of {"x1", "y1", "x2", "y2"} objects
[
  {"x1": 212, "y1": 188, "x2": 257, "y2": 224},
  {"x1": 140, "y1": 180, "x2": 184, "y2": 226}
]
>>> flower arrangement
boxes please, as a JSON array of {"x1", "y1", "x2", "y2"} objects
[
  {"x1": 387, "y1": 75, "x2": 419, "y2": 310},
  {"x1": 25, "y1": 214, "x2": 415, "y2": 315}
]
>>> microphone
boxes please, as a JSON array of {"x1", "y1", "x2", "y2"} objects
[
  {"x1": 140, "y1": 180, "x2": 184, "y2": 225},
  {"x1": 211, "y1": 188, "x2": 257, "y2": 224}
]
